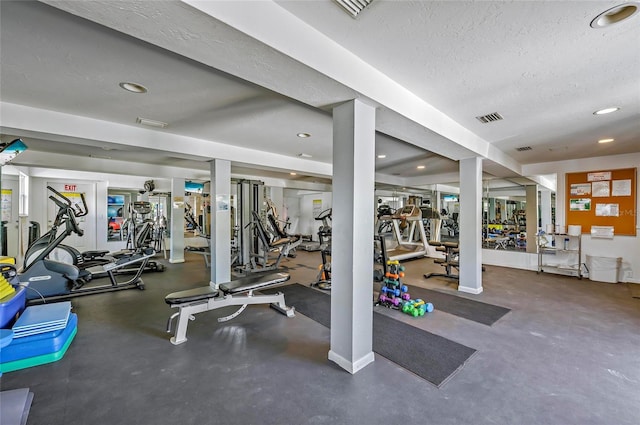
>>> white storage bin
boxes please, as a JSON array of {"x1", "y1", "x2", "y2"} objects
[{"x1": 586, "y1": 255, "x2": 621, "y2": 283}]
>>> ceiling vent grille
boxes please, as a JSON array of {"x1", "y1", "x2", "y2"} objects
[
  {"x1": 475, "y1": 112, "x2": 503, "y2": 124},
  {"x1": 515, "y1": 146, "x2": 532, "y2": 152},
  {"x1": 333, "y1": 0, "x2": 373, "y2": 18}
]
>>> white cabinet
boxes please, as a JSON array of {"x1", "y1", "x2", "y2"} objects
[{"x1": 537, "y1": 233, "x2": 582, "y2": 279}]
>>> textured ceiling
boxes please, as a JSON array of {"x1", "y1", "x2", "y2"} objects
[{"x1": 1, "y1": 0, "x2": 638, "y2": 193}]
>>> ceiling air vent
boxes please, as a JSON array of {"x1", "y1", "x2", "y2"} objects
[
  {"x1": 333, "y1": 0, "x2": 373, "y2": 18},
  {"x1": 515, "y1": 146, "x2": 532, "y2": 152},
  {"x1": 475, "y1": 112, "x2": 503, "y2": 124}
]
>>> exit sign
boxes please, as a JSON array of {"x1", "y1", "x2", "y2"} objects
[{"x1": 64, "y1": 184, "x2": 77, "y2": 191}]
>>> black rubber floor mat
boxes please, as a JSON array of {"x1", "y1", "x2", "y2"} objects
[
  {"x1": 410, "y1": 286, "x2": 510, "y2": 326},
  {"x1": 269, "y1": 284, "x2": 476, "y2": 387}
]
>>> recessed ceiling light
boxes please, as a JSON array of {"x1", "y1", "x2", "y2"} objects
[
  {"x1": 119, "y1": 82, "x2": 147, "y2": 93},
  {"x1": 290, "y1": 172, "x2": 297, "y2": 176},
  {"x1": 298, "y1": 153, "x2": 313, "y2": 158},
  {"x1": 598, "y1": 138, "x2": 614, "y2": 144},
  {"x1": 417, "y1": 165, "x2": 425, "y2": 169},
  {"x1": 590, "y1": 2, "x2": 640, "y2": 28},
  {"x1": 377, "y1": 154, "x2": 386, "y2": 159},
  {"x1": 593, "y1": 107, "x2": 620, "y2": 115},
  {"x1": 297, "y1": 133, "x2": 311, "y2": 138}
]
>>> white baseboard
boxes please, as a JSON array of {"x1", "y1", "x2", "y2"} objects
[
  {"x1": 169, "y1": 258, "x2": 185, "y2": 264},
  {"x1": 458, "y1": 285, "x2": 483, "y2": 295},
  {"x1": 328, "y1": 350, "x2": 375, "y2": 374}
]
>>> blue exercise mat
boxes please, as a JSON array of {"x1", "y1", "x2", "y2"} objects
[
  {"x1": 12, "y1": 302, "x2": 71, "y2": 336},
  {"x1": 1, "y1": 313, "x2": 77, "y2": 364}
]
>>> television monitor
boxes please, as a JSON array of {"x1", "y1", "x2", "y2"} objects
[{"x1": 0, "y1": 138, "x2": 28, "y2": 165}]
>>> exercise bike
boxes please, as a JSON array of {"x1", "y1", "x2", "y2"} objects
[{"x1": 21, "y1": 187, "x2": 154, "y2": 303}]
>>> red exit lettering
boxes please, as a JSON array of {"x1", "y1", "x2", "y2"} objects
[{"x1": 64, "y1": 184, "x2": 76, "y2": 191}]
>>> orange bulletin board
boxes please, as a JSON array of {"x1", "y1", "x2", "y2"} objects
[{"x1": 566, "y1": 168, "x2": 637, "y2": 236}]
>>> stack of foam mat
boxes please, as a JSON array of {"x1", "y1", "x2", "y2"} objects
[
  {"x1": 0, "y1": 301, "x2": 77, "y2": 374},
  {"x1": 0, "y1": 387, "x2": 34, "y2": 425}
]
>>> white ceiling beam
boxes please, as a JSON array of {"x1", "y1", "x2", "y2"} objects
[
  {"x1": 403, "y1": 172, "x2": 463, "y2": 187},
  {"x1": 14, "y1": 150, "x2": 209, "y2": 181},
  {"x1": 0, "y1": 102, "x2": 333, "y2": 177},
  {"x1": 41, "y1": 0, "x2": 522, "y2": 175}
]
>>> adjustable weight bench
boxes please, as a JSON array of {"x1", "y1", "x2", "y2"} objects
[{"x1": 165, "y1": 271, "x2": 295, "y2": 345}]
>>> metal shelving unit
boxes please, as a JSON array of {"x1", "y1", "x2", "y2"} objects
[{"x1": 537, "y1": 233, "x2": 582, "y2": 279}]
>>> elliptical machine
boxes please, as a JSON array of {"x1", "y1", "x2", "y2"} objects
[
  {"x1": 24, "y1": 188, "x2": 93, "y2": 280},
  {"x1": 20, "y1": 187, "x2": 87, "y2": 299},
  {"x1": 21, "y1": 186, "x2": 152, "y2": 303},
  {"x1": 311, "y1": 208, "x2": 332, "y2": 290},
  {"x1": 26, "y1": 197, "x2": 164, "y2": 280}
]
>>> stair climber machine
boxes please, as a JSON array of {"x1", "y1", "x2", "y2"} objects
[{"x1": 21, "y1": 186, "x2": 156, "y2": 303}]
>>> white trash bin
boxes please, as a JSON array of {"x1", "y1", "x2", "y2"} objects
[{"x1": 586, "y1": 255, "x2": 621, "y2": 283}]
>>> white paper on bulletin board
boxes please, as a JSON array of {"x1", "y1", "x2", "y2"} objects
[
  {"x1": 595, "y1": 203, "x2": 619, "y2": 217},
  {"x1": 591, "y1": 225, "x2": 614, "y2": 239},
  {"x1": 587, "y1": 171, "x2": 611, "y2": 181},
  {"x1": 591, "y1": 181, "x2": 610, "y2": 197},
  {"x1": 612, "y1": 179, "x2": 632, "y2": 196},
  {"x1": 569, "y1": 198, "x2": 591, "y2": 211},
  {"x1": 570, "y1": 183, "x2": 591, "y2": 196}
]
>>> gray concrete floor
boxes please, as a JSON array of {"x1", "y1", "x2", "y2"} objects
[{"x1": 2, "y1": 250, "x2": 639, "y2": 425}]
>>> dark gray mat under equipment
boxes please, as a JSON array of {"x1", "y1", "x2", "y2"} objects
[
  {"x1": 410, "y1": 286, "x2": 510, "y2": 326},
  {"x1": 267, "y1": 284, "x2": 476, "y2": 387}
]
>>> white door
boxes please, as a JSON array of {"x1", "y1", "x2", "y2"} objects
[
  {"x1": 46, "y1": 182, "x2": 96, "y2": 253},
  {"x1": 1, "y1": 177, "x2": 20, "y2": 258}
]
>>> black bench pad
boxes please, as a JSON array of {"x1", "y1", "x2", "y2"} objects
[
  {"x1": 164, "y1": 272, "x2": 290, "y2": 305},
  {"x1": 219, "y1": 272, "x2": 290, "y2": 294},
  {"x1": 165, "y1": 286, "x2": 219, "y2": 305}
]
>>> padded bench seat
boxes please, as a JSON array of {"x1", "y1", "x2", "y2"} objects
[
  {"x1": 165, "y1": 272, "x2": 290, "y2": 305},
  {"x1": 165, "y1": 271, "x2": 294, "y2": 345},
  {"x1": 165, "y1": 286, "x2": 219, "y2": 305},
  {"x1": 219, "y1": 272, "x2": 290, "y2": 294}
]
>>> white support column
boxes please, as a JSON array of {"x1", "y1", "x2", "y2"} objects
[
  {"x1": 525, "y1": 185, "x2": 538, "y2": 254},
  {"x1": 169, "y1": 178, "x2": 185, "y2": 264},
  {"x1": 489, "y1": 198, "x2": 496, "y2": 222},
  {"x1": 540, "y1": 187, "x2": 552, "y2": 230},
  {"x1": 458, "y1": 157, "x2": 483, "y2": 294},
  {"x1": 328, "y1": 99, "x2": 376, "y2": 374},
  {"x1": 210, "y1": 159, "x2": 231, "y2": 286}
]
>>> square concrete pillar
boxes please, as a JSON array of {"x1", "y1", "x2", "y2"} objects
[
  {"x1": 170, "y1": 178, "x2": 185, "y2": 264},
  {"x1": 328, "y1": 99, "x2": 376, "y2": 374},
  {"x1": 210, "y1": 159, "x2": 231, "y2": 285},
  {"x1": 458, "y1": 157, "x2": 483, "y2": 294}
]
